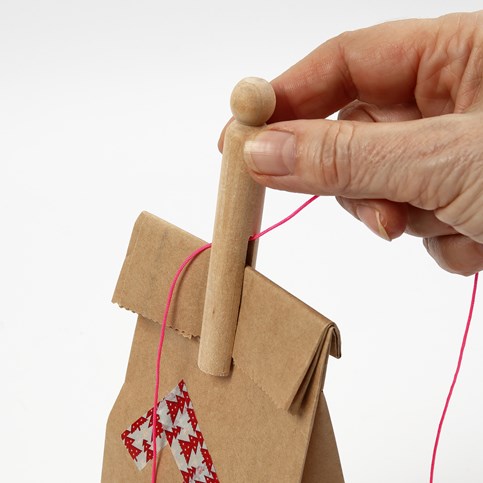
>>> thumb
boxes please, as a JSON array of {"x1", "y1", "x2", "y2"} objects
[{"x1": 243, "y1": 115, "x2": 483, "y2": 236}]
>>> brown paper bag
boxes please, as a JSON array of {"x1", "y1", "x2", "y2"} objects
[{"x1": 102, "y1": 211, "x2": 344, "y2": 482}]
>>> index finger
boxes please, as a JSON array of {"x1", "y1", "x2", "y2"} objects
[{"x1": 269, "y1": 17, "x2": 434, "y2": 122}]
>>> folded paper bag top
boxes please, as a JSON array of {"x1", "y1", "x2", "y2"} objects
[
  {"x1": 102, "y1": 211, "x2": 344, "y2": 482},
  {"x1": 113, "y1": 212, "x2": 341, "y2": 411}
]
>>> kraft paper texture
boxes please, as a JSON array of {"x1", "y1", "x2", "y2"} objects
[{"x1": 102, "y1": 212, "x2": 344, "y2": 482}]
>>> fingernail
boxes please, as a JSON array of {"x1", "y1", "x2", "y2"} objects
[
  {"x1": 244, "y1": 131, "x2": 295, "y2": 175},
  {"x1": 356, "y1": 205, "x2": 391, "y2": 241}
]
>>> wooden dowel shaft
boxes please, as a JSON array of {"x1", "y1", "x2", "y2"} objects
[{"x1": 198, "y1": 78, "x2": 275, "y2": 376}]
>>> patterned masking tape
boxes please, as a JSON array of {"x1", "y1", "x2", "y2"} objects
[{"x1": 121, "y1": 380, "x2": 219, "y2": 482}]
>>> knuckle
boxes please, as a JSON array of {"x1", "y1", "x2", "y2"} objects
[
  {"x1": 423, "y1": 235, "x2": 483, "y2": 276},
  {"x1": 414, "y1": 115, "x2": 483, "y2": 211},
  {"x1": 305, "y1": 121, "x2": 355, "y2": 195},
  {"x1": 435, "y1": 176, "x2": 483, "y2": 241}
]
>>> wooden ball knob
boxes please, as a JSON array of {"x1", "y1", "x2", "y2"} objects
[{"x1": 230, "y1": 77, "x2": 276, "y2": 126}]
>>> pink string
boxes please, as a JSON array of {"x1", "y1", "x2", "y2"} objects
[
  {"x1": 148, "y1": 194, "x2": 479, "y2": 483},
  {"x1": 249, "y1": 195, "x2": 319, "y2": 241},
  {"x1": 430, "y1": 272, "x2": 479, "y2": 483},
  {"x1": 151, "y1": 242, "x2": 212, "y2": 479},
  {"x1": 151, "y1": 195, "x2": 319, "y2": 482}
]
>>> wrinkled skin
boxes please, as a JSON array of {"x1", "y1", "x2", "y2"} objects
[{"x1": 220, "y1": 12, "x2": 483, "y2": 276}]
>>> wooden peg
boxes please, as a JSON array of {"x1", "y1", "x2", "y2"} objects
[{"x1": 198, "y1": 77, "x2": 276, "y2": 376}]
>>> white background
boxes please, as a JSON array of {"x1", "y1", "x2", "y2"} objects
[{"x1": 1, "y1": 1, "x2": 482, "y2": 482}]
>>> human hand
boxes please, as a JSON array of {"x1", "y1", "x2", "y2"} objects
[{"x1": 223, "y1": 12, "x2": 483, "y2": 276}]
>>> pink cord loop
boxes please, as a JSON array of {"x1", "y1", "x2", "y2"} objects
[{"x1": 147, "y1": 193, "x2": 479, "y2": 483}]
